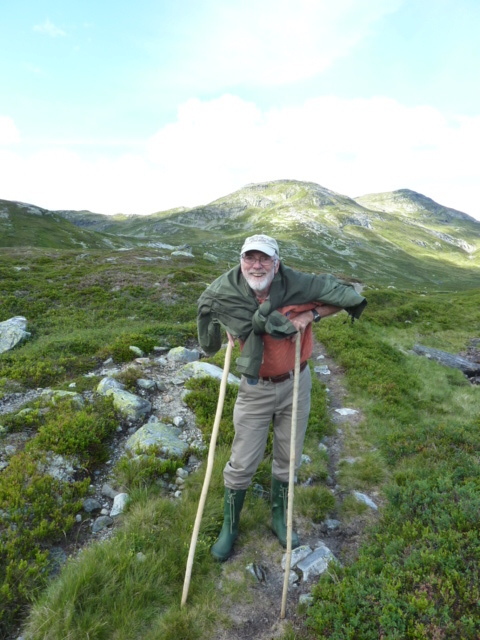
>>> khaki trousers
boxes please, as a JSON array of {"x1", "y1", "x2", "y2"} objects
[{"x1": 223, "y1": 365, "x2": 312, "y2": 490}]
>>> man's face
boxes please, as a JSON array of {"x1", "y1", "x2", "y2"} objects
[{"x1": 240, "y1": 251, "x2": 279, "y2": 295}]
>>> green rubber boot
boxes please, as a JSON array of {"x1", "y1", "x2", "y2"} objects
[
  {"x1": 211, "y1": 488, "x2": 247, "y2": 561},
  {"x1": 271, "y1": 477, "x2": 300, "y2": 549}
]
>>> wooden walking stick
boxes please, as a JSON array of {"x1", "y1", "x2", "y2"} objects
[
  {"x1": 280, "y1": 332, "x2": 301, "y2": 619},
  {"x1": 181, "y1": 341, "x2": 233, "y2": 607}
]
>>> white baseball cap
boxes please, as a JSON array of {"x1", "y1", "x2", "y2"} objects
[{"x1": 240, "y1": 234, "x2": 279, "y2": 257}]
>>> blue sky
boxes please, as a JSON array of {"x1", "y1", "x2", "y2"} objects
[{"x1": 1, "y1": 0, "x2": 480, "y2": 219}]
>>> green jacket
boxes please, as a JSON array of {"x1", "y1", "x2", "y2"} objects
[{"x1": 197, "y1": 263, "x2": 367, "y2": 378}]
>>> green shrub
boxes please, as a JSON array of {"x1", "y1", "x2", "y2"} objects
[
  {"x1": 0, "y1": 453, "x2": 89, "y2": 636},
  {"x1": 114, "y1": 365, "x2": 143, "y2": 391},
  {"x1": 295, "y1": 485, "x2": 335, "y2": 522},
  {"x1": 28, "y1": 396, "x2": 118, "y2": 468},
  {"x1": 114, "y1": 454, "x2": 183, "y2": 490},
  {"x1": 183, "y1": 377, "x2": 238, "y2": 446},
  {"x1": 307, "y1": 309, "x2": 480, "y2": 638}
]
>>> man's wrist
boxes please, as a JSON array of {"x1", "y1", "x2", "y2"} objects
[{"x1": 311, "y1": 308, "x2": 321, "y2": 323}]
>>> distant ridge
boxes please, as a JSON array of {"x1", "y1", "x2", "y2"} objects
[
  {"x1": 1, "y1": 180, "x2": 479, "y2": 290},
  {"x1": 356, "y1": 189, "x2": 476, "y2": 222}
]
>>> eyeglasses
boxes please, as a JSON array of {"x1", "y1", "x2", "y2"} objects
[{"x1": 241, "y1": 254, "x2": 275, "y2": 265}]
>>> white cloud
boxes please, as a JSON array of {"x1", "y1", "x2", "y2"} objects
[
  {"x1": 1, "y1": 94, "x2": 479, "y2": 220},
  {"x1": 174, "y1": 0, "x2": 402, "y2": 87},
  {"x1": 33, "y1": 19, "x2": 66, "y2": 38},
  {"x1": 144, "y1": 94, "x2": 480, "y2": 217}
]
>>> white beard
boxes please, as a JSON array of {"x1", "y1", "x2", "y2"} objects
[{"x1": 243, "y1": 270, "x2": 274, "y2": 294}]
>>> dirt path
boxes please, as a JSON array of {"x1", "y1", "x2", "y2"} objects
[{"x1": 210, "y1": 340, "x2": 374, "y2": 640}]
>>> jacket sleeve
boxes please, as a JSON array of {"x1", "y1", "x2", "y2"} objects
[{"x1": 197, "y1": 309, "x2": 223, "y2": 355}]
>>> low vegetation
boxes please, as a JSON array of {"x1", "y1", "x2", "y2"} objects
[
  {"x1": 305, "y1": 291, "x2": 479, "y2": 639},
  {"x1": 0, "y1": 245, "x2": 479, "y2": 639}
]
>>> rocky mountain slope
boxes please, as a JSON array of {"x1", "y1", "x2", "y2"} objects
[{"x1": 2, "y1": 180, "x2": 479, "y2": 290}]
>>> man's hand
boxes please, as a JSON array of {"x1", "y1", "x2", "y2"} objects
[
  {"x1": 287, "y1": 305, "x2": 343, "y2": 341},
  {"x1": 226, "y1": 331, "x2": 236, "y2": 347},
  {"x1": 288, "y1": 311, "x2": 313, "y2": 334}
]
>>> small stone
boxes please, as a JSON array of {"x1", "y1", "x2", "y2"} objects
[
  {"x1": 129, "y1": 346, "x2": 144, "y2": 357},
  {"x1": 137, "y1": 378, "x2": 157, "y2": 390},
  {"x1": 288, "y1": 570, "x2": 299, "y2": 585},
  {"x1": 314, "y1": 365, "x2": 331, "y2": 375},
  {"x1": 353, "y1": 491, "x2": 378, "y2": 510},
  {"x1": 323, "y1": 518, "x2": 341, "y2": 531},
  {"x1": 83, "y1": 498, "x2": 102, "y2": 513},
  {"x1": 102, "y1": 483, "x2": 119, "y2": 500},
  {"x1": 282, "y1": 545, "x2": 312, "y2": 570},
  {"x1": 246, "y1": 563, "x2": 267, "y2": 582},
  {"x1": 296, "y1": 543, "x2": 336, "y2": 581},
  {"x1": 153, "y1": 346, "x2": 169, "y2": 354},
  {"x1": 335, "y1": 408, "x2": 359, "y2": 416},
  {"x1": 110, "y1": 493, "x2": 129, "y2": 517},
  {"x1": 92, "y1": 515, "x2": 113, "y2": 533}
]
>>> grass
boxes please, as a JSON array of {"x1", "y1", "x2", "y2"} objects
[
  {"x1": 1, "y1": 241, "x2": 479, "y2": 638},
  {"x1": 0, "y1": 394, "x2": 122, "y2": 634},
  {"x1": 305, "y1": 302, "x2": 480, "y2": 639},
  {"x1": 0, "y1": 248, "x2": 218, "y2": 388}
]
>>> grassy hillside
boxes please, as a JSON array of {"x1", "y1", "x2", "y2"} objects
[
  {"x1": 6, "y1": 179, "x2": 480, "y2": 290},
  {"x1": 0, "y1": 200, "x2": 136, "y2": 250},
  {"x1": 1, "y1": 181, "x2": 479, "y2": 636},
  {"x1": 0, "y1": 237, "x2": 479, "y2": 638}
]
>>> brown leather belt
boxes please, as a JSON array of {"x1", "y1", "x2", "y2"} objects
[{"x1": 260, "y1": 360, "x2": 308, "y2": 383}]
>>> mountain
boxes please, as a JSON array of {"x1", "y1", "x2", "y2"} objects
[
  {"x1": 2, "y1": 180, "x2": 479, "y2": 290},
  {"x1": 0, "y1": 200, "x2": 135, "y2": 250}
]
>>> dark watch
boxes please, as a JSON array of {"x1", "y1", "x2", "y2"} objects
[{"x1": 311, "y1": 309, "x2": 321, "y2": 323}]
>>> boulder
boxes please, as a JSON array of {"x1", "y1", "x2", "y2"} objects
[
  {"x1": 41, "y1": 389, "x2": 85, "y2": 408},
  {"x1": 125, "y1": 417, "x2": 188, "y2": 458},
  {"x1": 296, "y1": 543, "x2": 337, "y2": 581},
  {"x1": 167, "y1": 347, "x2": 201, "y2": 363},
  {"x1": 178, "y1": 361, "x2": 241, "y2": 385},
  {"x1": 97, "y1": 377, "x2": 126, "y2": 394},
  {"x1": 0, "y1": 316, "x2": 31, "y2": 353},
  {"x1": 105, "y1": 389, "x2": 151, "y2": 421}
]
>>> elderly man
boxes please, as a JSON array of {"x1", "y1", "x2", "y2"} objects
[{"x1": 197, "y1": 234, "x2": 366, "y2": 561}]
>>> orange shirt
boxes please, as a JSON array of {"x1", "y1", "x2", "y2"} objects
[{"x1": 240, "y1": 303, "x2": 317, "y2": 377}]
